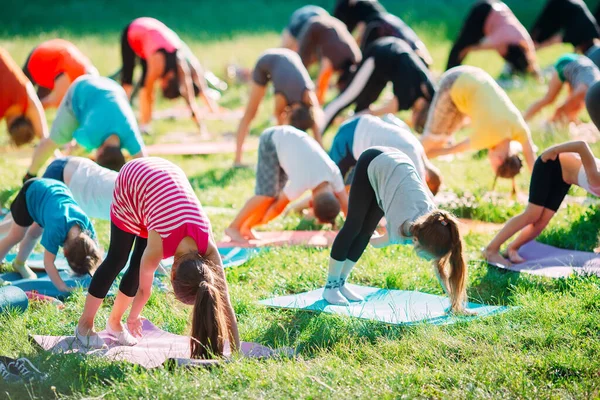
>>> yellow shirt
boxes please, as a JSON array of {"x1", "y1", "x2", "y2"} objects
[{"x1": 449, "y1": 68, "x2": 530, "y2": 151}]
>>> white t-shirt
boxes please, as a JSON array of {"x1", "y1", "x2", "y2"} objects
[
  {"x1": 577, "y1": 158, "x2": 600, "y2": 197},
  {"x1": 353, "y1": 115, "x2": 427, "y2": 180},
  {"x1": 68, "y1": 158, "x2": 117, "y2": 220},
  {"x1": 271, "y1": 126, "x2": 345, "y2": 200}
]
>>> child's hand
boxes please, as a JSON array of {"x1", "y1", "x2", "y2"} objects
[
  {"x1": 127, "y1": 316, "x2": 145, "y2": 338},
  {"x1": 540, "y1": 147, "x2": 559, "y2": 162}
]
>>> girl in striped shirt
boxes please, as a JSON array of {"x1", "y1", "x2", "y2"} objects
[{"x1": 76, "y1": 157, "x2": 240, "y2": 359}]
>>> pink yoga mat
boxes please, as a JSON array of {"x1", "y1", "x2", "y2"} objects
[
  {"x1": 32, "y1": 320, "x2": 293, "y2": 369},
  {"x1": 219, "y1": 231, "x2": 338, "y2": 248},
  {"x1": 489, "y1": 241, "x2": 600, "y2": 278},
  {"x1": 146, "y1": 141, "x2": 257, "y2": 156}
]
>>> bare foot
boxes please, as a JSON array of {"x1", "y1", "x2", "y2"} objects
[
  {"x1": 507, "y1": 248, "x2": 525, "y2": 264},
  {"x1": 225, "y1": 227, "x2": 249, "y2": 243},
  {"x1": 482, "y1": 248, "x2": 511, "y2": 267}
]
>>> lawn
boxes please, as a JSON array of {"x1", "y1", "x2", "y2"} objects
[{"x1": 1, "y1": 0, "x2": 600, "y2": 398}]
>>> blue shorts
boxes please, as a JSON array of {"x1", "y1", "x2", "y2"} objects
[{"x1": 42, "y1": 158, "x2": 68, "y2": 182}]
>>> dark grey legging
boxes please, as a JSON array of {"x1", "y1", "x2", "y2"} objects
[
  {"x1": 447, "y1": 1, "x2": 492, "y2": 70},
  {"x1": 331, "y1": 148, "x2": 384, "y2": 262},
  {"x1": 585, "y1": 80, "x2": 600, "y2": 130},
  {"x1": 87, "y1": 222, "x2": 148, "y2": 298}
]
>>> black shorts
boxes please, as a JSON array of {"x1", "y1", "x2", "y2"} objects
[
  {"x1": 42, "y1": 158, "x2": 68, "y2": 182},
  {"x1": 528, "y1": 157, "x2": 571, "y2": 212},
  {"x1": 10, "y1": 179, "x2": 38, "y2": 228}
]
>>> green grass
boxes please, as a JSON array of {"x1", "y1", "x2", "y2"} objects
[{"x1": 2, "y1": 0, "x2": 600, "y2": 398}]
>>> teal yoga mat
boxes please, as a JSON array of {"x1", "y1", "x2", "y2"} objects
[
  {"x1": 260, "y1": 285, "x2": 508, "y2": 325},
  {"x1": 0, "y1": 285, "x2": 28, "y2": 314}
]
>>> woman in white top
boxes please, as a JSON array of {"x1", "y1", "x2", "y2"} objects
[{"x1": 484, "y1": 140, "x2": 600, "y2": 265}]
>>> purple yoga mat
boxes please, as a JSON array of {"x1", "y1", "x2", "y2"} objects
[
  {"x1": 32, "y1": 320, "x2": 293, "y2": 369},
  {"x1": 490, "y1": 241, "x2": 600, "y2": 278}
]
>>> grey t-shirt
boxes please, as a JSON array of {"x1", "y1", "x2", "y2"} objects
[
  {"x1": 367, "y1": 147, "x2": 436, "y2": 245},
  {"x1": 252, "y1": 48, "x2": 314, "y2": 104}
]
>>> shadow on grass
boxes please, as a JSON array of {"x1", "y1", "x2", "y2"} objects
[{"x1": 538, "y1": 207, "x2": 600, "y2": 252}]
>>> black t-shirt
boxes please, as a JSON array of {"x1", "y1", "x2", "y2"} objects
[{"x1": 530, "y1": 0, "x2": 599, "y2": 48}]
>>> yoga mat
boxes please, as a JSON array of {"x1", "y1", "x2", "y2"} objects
[
  {"x1": 32, "y1": 320, "x2": 294, "y2": 369},
  {"x1": 152, "y1": 107, "x2": 243, "y2": 121},
  {"x1": 219, "y1": 231, "x2": 338, "y2": 248},
  {"x1": 146, "y1": 141, "x2": 257, "y2": 156},
  {"x1": 260, "y1": 285, "x2": 508, "y2": 325},
  {"x1": 0, "y1": 286, "x2": 28, "y2": 314},
  {"x1": 5, "y1": 253, "x2": 70, "y2": 272},
  {"x1": 487, "y1": 241, "x2": 600, "y2": 278},
  {"x1": 159, "y1": 247, "x2": 256, "y2": 274}
]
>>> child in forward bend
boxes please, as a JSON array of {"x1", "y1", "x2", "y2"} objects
[
  {"x1": 323, "y1": 146, "x2": 469, "y2": 314},
  {"x1": 484, "y1": 140, "x2": 600, "y2": 266}
]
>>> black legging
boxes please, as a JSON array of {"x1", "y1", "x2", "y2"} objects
[
  {"x1": 446, "y1": 1, "x2": 492, "y2": 70},
  {"x1": 586, "y1": 80, "x2": 600, "y2": 130},
  {"x1": 331, "y1": 148, "x2": 384, "y2": 262},
  {"x1": 87, "y1": 222, "x2": 148, "y2": 299},
  {"x1": 120, "y1": 23, "x2": 147, "y2": 86}
]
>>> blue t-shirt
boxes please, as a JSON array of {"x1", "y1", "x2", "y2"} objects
[
  {"x1": 25, "y1": 179, "x2": 97, "y2": 255},
  {"x1": 329, "y1": 117, "x2": 359, "y2": 178},
  {"x1": 53, "y1": 75, "x2": 144, "y2": 155}
]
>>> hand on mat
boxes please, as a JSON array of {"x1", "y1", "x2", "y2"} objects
[{"x1": 127, "y1": 316, "x2": 145, "y2": 338}]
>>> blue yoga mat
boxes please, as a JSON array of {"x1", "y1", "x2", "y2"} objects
[
  {"x1": 5, "y1": 253, "x2": 70, "y2": 272},
  {"x1": 0, "y1": 285, "x2": 28, "y2": 314},
  {"x1": 260, "y1": 285, "x2": 509, "y2": 325}
]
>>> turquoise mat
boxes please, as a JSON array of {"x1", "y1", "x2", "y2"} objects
[{"x1": 260, "y1": 285, "x2": 509, "y2": 325}]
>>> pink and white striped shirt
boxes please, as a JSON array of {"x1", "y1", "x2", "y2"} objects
[{"x1": 111, "y1": 157, "x2": 211, "y2": 258}]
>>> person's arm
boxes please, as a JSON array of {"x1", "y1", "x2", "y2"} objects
[
  {"x1": 40, "y1": 75, "x2": 71, "y2": 109},
  {"x1": 335, "y1": 190, "x2": 349, "y2": 217},
  {"x1": 26, "y1": 137, "x2": 59, "y2": 177},
  {"x1": 234, "y1": 83, "x2": 266, "y2": 166},
  {"x1": 126, "y1": 234, "x2": 163, "y2": 337},
  {"x1": 542, "y1": 140, "x2": 600, "y2": 186},
  {"x1": 523, "y1": 72, "x2": 563, "y2": 121},
  {"x1": 204, "y1": 240, "x2": 240, "y2": 350},
  {"x1": 132, "y1": 148, "x2": 147, "y2": 158},
  {"x1": 274, "y1": 94, "x2": 287, "y2": 125},
  {"x1": 316, "y1": 58, "x2": 334, "y2": 104},
  {"x1": 535, "y1": 33, "x2": 562, "y2": 49},
  {"x1": 426, "y1": 138, "x2": 472, "y2": 159},
  {"x1": 260, "y1": 194, "x2": 290, "y2": 225},
  {"x1": 368, "y1": 97, "x2": 399, "y2": 117},
  {"x1": 305, "y1": 91, "x2": 324, "y2": 146},
  {"x1": 176, "y1": 57, "x2": 204, "y2": 131},
  {"x1": 370, "y1": 229, "x2": 390, "y2": 248},
  {"x1": 44, "y1": 250, "x2": 71, "y2": 293},
  {"x1": 520, "y1": 135, "x2": 537, "y2": 174},
  {"x1": 24, "y1": 83, "x2": 49, "y2": 139},
  {"x1": 552, "y1": 85, "x2": 587, "y2": 122},
  {"x1": 139, "y1": 54, "x2": 164, "y2": 126}
]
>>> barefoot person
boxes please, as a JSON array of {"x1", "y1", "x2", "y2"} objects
[
  {"x1": 321, "y1": 37, "x2": 435, "y2": 135},
  {"x1": 330, "y1": 114, "x2": 442, "y2": 194},
  {"x1": 0, "y1": 47, "x2": 48, "y2": 147},
  {"x1": 484, "y1": 140, "x2": 600, "y2": 265},
  {"x1": 234, "y1": 48, "x2": 323, "y2": 166},
  {"x1": 120, "y1": 17, "x2": 211, "y2": 133},
  {"x1": 447, "y1": 1, "x2": 539, "y2": 76},
  {"x1": 281, "y1": 5, "x2": 329, "y2": 52},
  {"x1": 227, "y1": 125, "x2": 348, "y2": 242},
  {"x1": 523, "y1": 53, "x2": 600, "y2": 124},
  {"x1": 24, "y1": 75, "x2": 146, "y2": 182},
  {"x1": 332, "y1": 0, "x2": 432, "y2": 65},
  {"x1": 76, "y1": 157, "x2": 240, "y2": 358},
  {"x1": 420, "y1": 65, "x2": 536, "y2": 192},
  {"x1": 0, "y1": 178, "x2": 102, "y2": 291},
  {"x1": 323, "y1": 146, "x2": 469, "y2": 313},
  {"x1": 23, "y1": 39, "x2": 98, "y2": 109},
  {"x1": 297, "y1": 14, "x2": 362, "y2": 104}
]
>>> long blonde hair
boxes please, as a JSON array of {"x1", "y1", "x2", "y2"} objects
[{"x1": 411, "y1": 210, "x2": 468, "y2": 312}]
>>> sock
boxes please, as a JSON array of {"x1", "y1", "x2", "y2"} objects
[
  {"x1": 339, "y1": 260, "x2": 363, "y2": 302},
  {"x1": 322, "y1": 258, "x2": 349, "y2": 306},
  {"x1": 12, "y1": 260, "x2": 36, "y2": 280}
]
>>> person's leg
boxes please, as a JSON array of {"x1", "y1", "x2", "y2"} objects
[
  {"x1": 446, "y1": 1, "x2": 491, "y2": 69},
  {"x1": 120, "y1": 24, "x2": 136, "y2": 87},
  {"x1": 321, "y1": 57, "x2": 376, "y2": 133},
  {"x1": 77, "y1": 223, "x2": 135, "y2": 346},
  {"x1": 235, "y1": 83, "x2": 267, "y2": 165},
  {"x1": 506, "y1": 208, "x2": 556, "y2": 263},
  {"x1": 353, "y1": 73, "x2": 389, "y2": 113}
]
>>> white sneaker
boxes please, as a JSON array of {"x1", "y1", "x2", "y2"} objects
[
  {"x1": 105, "y1": 322, "x2": 138, "y2": 346},
  {"x1": 8, "y1": 358, "x2": 47, "y2": 382},
  {"x1": 75, "y1": 326, "x2": 107, "y2": 349}
]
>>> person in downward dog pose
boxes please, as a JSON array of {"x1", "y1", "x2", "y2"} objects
[
  {"x1": 0, "y1": 47, "x2": 49, "y2": 147},
  {"x1": 234, "y1": 48, "x2": 323, "y2": 166},
  {"x1": 447, "y1": 1, "x2": 539, "y2": 77},
  {"x1": 420, "y1": 65, "x2": 536, "y2": 192},
  {"x1": 321, "y1": 37, "x2": 435, "y2": 135},
  {"x1": 281, "y1": 5, "x2": 329, "y2": 52},
  {"x1": 484, "y1": 140, "x2": 600, "y2": 265},
  {"x1": 76, "y1": 158, "x2": 240, "y2": 358},
  {"x1": 24, "y1": 75, "x2": 146, "y2": 182},
  {"x1": 226, "y1": 125, "x2": 348, "y2": 242},
  {"x1": 120, "y1": 17, "x2": 213, "y2": 133},
  {"x1": 529, "y1": 0, "x2": 599, "y2": 54},
  {"x1": 323, "y1": 146, "x2": 469, "y2": 313},
  {"x1": 332, "y1": 0, "x2": 432, "y2": 66},
  {"x1": 22, "y1": 39, "x2": 98, "y2": 109},
  {"x1": 0, "y1": 178, "x2": 102, "y2": 290},
  {"x1": 524, "y1": 53, "x2": 600, "y2": 124},
  {"x1": 297, "y1": 14, "x2": 362, "y2": 104},
  {"x1": 330, "y1": 114, "x2": 442, "y2": 195}
]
